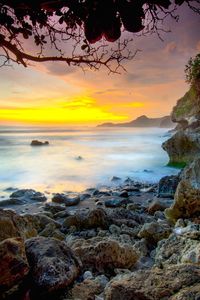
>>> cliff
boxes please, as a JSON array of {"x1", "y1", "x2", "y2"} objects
[
  {"x1": 162, "y1": 80, "x2": 200, "y2": 167},
  {"x1": 98, "y1": 115, "x2": 174, "y2": 128},
  {"x1": 162, "y1": 78, "x2": 200, "y2": 223}
]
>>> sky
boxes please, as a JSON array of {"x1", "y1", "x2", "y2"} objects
[{"x1": 0, "y1": 3, "x2": 200, "y2": 126}]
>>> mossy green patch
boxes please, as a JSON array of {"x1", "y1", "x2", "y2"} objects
[{"x1": 167, "y1": 161, "x2": 187, "y2": 169}]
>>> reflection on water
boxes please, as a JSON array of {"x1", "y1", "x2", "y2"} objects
[{"x1": 0, "y1": 127, "x2": 178, "y2": 194}]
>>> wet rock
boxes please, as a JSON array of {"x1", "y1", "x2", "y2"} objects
[
  {"x1": 52, "y1": 193, "x2": 80, "y2": 206},
  {"x1": 10, "y1": 189, "x2": 47, "y2": 202},
  {"x1": 54, "y1": 210, "x2": 71, "y2": 219},
  {"x1": 25, "y1": 213, "x2": 61, "y2": 233},
  {"x1": 0, "y1": 209, "x2": 37, "y2": 242},
  {"x1": 165, "y1": 158, "x2": 200, "y2": 223},
  {"x1": 148, "y1": 197, "x2": 173, "y2": 215},
  {"x1": 0, "y1": 237, "x2": 29, "y2": 292},
  {"x1": 30, "y1": 140, "x2": 49, "y2": 146},
  {"x1": 104, "y1": 197, "x2": 129, "y2": 208},
  {"x1": 155, "y1": 224, "x2": 200, "y2": 266},
  {"x1": 138, "y1": 221, "x2": 171, "y2": 244},
  {"x1": 25, "y1": 237, "x2": 81, "y2": 293},
  {"x1": 44, "y1": 203, "x2": 66, "y2": 215},
  {"x1": 158, "y1": 175, "x2": 180, "y2": 198},
  {"x1": 0, "y1": 198, "x2": 25, "y2": 206},
  {"x1": 80, "y1": 193, "x2": 91, "y2": 201},
  {"x1": 39, "y1": 223, "x2": 65, "y2": 240},
  {"x1": 105, "y1": 264, "x2": 200, "y2": 300},
  {"x1": 68, "y1": 237, "x2": 139, "y2": 272},
  {"x1": 62, "y1": 208, "x2": 109, "y2": 230},
  {"x1": 120, "y1": 224, "x2": 141, "y2": 238}
]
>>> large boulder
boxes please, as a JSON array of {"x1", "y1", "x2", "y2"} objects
[
  {"x1": 68, "y1": 237, "x2": 139, "y2": 272},
  {"x1": 165, "y1": 158, "x2": 200, "y2": 223},
  {"x1": 162, "y1": 130, "x2": 200, "y2": 167},
  {"x1": 0, "y1": 209, "x2": 37, "y2": 242},
  {"x1": 0, "y1": 237, "x2": 29, "y2": 293},
  {"x1": 25, "y1": 237, "x2": 81, "y2": 293},
  {"x1": 104, "y1": 264, "x2": 200, "y2": 300}
]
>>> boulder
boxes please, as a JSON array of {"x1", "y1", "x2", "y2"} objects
[
  {"x1": 0, "y1": 237, "x2": 29, "y2": 292},
  {"x1": 104, "y1": 197, "x2": 129, "y2": 208},
  {"x1": 68, "y1": 237, "x2": 139, "y2": 272},
  {"x1": 62, "y1": 208, "x2": 109, "y2": 230},
  {"x1": 165, "y1": 158, "x2": 200, "y2": 223},
  {"x1": 52, "y1": 193, "x2": 80, "y2": 206},
  {"x1": 30, "y1": 140, "x2": 49, "y2": 146},
  {"x1": 25, "y1": 237, "x2": 81, "y2": 293},
  {"x1": 155, "y1": 224, "x2": 200, "y2": 267},
  {"x1": 10, "y1": 189, "x2": 47, "y2": 202},
  {"x1": 105, "y1": 264, "x2": 200, "y2": 300},
  {"x1": 162, "y1": 130, "x2": 200, "y2": 166},
  {"x1": 138, "y1": 221, "x2": 171, "y2": 244},
  {"x1": 0, "y1": 209, "x2": 37, "y2": 242},
  {"x1": 158, "y1": 175, "x2": 180, "y2": 198},
  {"x1": 70, "y1": 277, "x2": 106, "y2": 300},
  {"x1": 148, "y1": 198, "x2": 173, "y2": 215},
  {"x1": 25, "y1": 213, "x2": 61, "y2": 233},
  {"x1": 44, "y1": 203, "x2": 66, "y2": 215}
]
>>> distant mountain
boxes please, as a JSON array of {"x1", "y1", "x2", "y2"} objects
[{"x1": 98, "y1": 115, "x2": 174, "y2": 128}]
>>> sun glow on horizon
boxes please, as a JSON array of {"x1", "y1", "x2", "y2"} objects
[{"x1": 0, "y1": 95, "x2": 128, "y2": 125}]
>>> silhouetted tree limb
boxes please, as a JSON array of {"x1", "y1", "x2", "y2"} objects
[{"x1": 0, "y1": 0, "x2": 199, "y2": 72}]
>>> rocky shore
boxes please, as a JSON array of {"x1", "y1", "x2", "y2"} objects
[
  {"x1": 0, "y1": 170, "x2": 200, "y2": 299},
  {"x1": 1, "y1": 79, "x2": 200, "y2": 300}
]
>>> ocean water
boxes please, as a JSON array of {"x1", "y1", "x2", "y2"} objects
[{"x1": 0, "y1": 127, "x2": 179, "y2": 195}]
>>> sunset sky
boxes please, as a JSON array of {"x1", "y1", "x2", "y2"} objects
[{"x1": 0, "y1": 4, "x2": 200, "y2": 126}]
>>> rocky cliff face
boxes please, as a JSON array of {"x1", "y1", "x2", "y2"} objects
[
  {"x1": 163, "y1": 79, "x2": 200, "y2": 222},
  {"x1": 162, "y1": 80, "x2": 200, "y2": 167}
]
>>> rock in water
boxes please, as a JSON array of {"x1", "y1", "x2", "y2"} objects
[
  {"x1": 25, "y1": 237, "x2": 81, "y2": 293},
  {"x1": 52, "y1": 193, "x2": 80, "y2": 206},
  {"x1": 30, "y1": 140, "x2": 49, "y2": 146},
  {"x1": 104, "y1": 264, "x2": 200, "y2": 300},
  {"x1": 10, "y1": 189, "x2": 47, "y2": 202},
  {"x1": 165, "y1": 157, "x2": 200, "y2": 223},
  {"x1": 0, "y1": 237, "x2": 29, "y2": 292}
]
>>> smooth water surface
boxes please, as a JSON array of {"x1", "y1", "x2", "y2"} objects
[{"x1": 0, "y1": 126, "x2": 179, "y2": 194}]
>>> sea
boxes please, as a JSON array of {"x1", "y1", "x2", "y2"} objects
[{"x1": 0, "y1": 126, "x2": 179, "y2": 197}]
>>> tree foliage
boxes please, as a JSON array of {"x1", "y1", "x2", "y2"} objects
[
  {"x1": 185, "y1": 53, "x2": 200, "y2": 84},
  {"x1": 0, "y1": 0, "x2": 199, "y2": 72}
]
